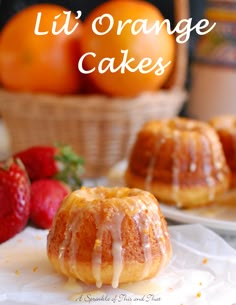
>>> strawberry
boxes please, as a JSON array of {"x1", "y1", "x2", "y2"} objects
[
  {"x1": 14, "y1": 144, "x2": 84, "y2": 190},
  {"x1": 30, "y1": 179, "x2": 69, "y2": 229},
  {"x1": 0, "y1": 159, "x2": 31, "y2": 243},
  {"x1": 14, "y1": 146, "x2": 57, "y2": 181}
]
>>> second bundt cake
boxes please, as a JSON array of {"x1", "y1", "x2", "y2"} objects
[{"x1": 125, "y1": 117, "x2": 230, "y2": 208}]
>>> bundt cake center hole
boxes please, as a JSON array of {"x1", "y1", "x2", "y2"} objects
[{"x1": 77, "y1": 188, "x2": 142, "y2": 201}]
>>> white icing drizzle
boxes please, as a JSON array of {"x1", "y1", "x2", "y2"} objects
[
  {"x1": 134, "y1": 196, "x2": 167, "y2": 279},
  {"x1": 110, "y1": 212, "x2": 124, "y2": 288},
  {"x1": 152, "y1": 212, "x2": 168, "y2": 270},
  {"x1": 189, "y1": 137, "x2": 197, "y2": 173},
  {"x1": 92, "y1": 208, "x2": 124, "y2": 289},
  {"x1": 57, "y1": 210, "x2": 75, "y2": 274},
  {"x1": 68, "y1": 211, "x2": 83, "y2": 276},
  {"x1": 92, "y1": 213, "x2": 103, "y2": 288},
  {"x1": 200, "y1": 134, "x2": 215, "y2": 201},
  {"x1": 172, "y1": 129, "x2": 181, "y2": 206},
  {"x1": 189, "y1": 162, "x2": 197, "y2": 173},
  {"x1": 56, "y1": 202, "x2": 83, "y2": 276},
  {"x1": 133, "y1": 212, "x2": 152, "y2": 279},
  {"x1": 145, "y1": 125, "x2": 166, "y2": 191}
]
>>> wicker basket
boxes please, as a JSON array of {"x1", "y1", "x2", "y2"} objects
[{"x1": 0, "y1": 0, "x2": 189, "y2": 178}]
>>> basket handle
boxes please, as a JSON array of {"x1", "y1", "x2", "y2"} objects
[{"x1": 172, "y1": 0, "x2": 190, "y2": 89}]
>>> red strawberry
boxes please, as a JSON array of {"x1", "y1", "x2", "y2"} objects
[
  {"x1": 30, "y1": 179, "x2": 69, "y2": 229},
  {"x1": 14, "y1": 146, "x2": 57, "y2": 180},
  {"x1": 14, "y1": 144, "x2": 84, "y2": 190},
  {"x1": 0, "y1": 159, "x2": 31, "y2": 243}
]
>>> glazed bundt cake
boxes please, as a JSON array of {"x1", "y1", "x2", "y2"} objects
[
  {"x1": 209, "y1": 115, "x2": 236, "y2": 188},
  {"x1": 47, "y1": 186, "x2": 172, "y2": 288},
  {"x1": 125, "y1": 117, "x2": 230, "y2": 208}
]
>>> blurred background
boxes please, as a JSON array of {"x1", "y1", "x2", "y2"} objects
[{"x1": 1, "y1": 0, "x2": 236, "y2": 177}]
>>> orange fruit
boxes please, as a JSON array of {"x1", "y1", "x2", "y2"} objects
[
  {"x1": 79, "y1": 0, "x2": 175, "y2": 97},
  {"x1": 0, "y1": 4, "x2": 82, "y2": 94}
]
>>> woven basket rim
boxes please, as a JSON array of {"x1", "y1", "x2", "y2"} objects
[
  {"x1": 0, "y1": 87, "x2": 187, "y2": 106},
  {"x1": 0, "y1": 87, "x2": 187, "y2": 122}
]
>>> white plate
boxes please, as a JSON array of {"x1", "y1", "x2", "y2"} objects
[
  {"x1": 159, "y1": 204, "x2": 236, "y2": 235},
  {"x1": 107, "y1": 160, "x2": 236, "y2": 236}
]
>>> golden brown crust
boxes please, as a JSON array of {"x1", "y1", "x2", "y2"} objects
[
  {"x1": 125, "y1": 117, "x2": 230, "y2": 208},
  {"x1": 209, "y1": 115, "x2": 236, "y2": 188},
  {"x1": 125, "y1": 168, "x2": 229, "y2": 208},
  {"x1": 47, "y1": 186, "x2": 172, "y2": 288}
]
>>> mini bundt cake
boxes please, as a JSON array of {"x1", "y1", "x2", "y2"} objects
[
  {"x1": 125, "y1": 117, "x2": 230, "y2": 208},
  {"x1": 209, "y1": 115, "x2": 236, "y2": 188},
  {"x1": 47, "y1": 186, "x2": 172, "y2": 288}
]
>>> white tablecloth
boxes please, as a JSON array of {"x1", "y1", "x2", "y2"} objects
[{"x1": 0, "y1": 224, "x2": 236, "y2": 305}]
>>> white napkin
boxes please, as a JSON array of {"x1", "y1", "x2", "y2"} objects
[{"x1": 0, "y1": 224, "x2": 236, "y2": 305}]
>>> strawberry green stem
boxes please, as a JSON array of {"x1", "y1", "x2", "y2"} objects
[{"x1": 54, "y1": 144, "x2": 84, "y2": 190}]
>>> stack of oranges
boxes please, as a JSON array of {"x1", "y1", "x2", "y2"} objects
[{"x1": 0, "y1": 1, "x2": 175, "y2": 98}]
